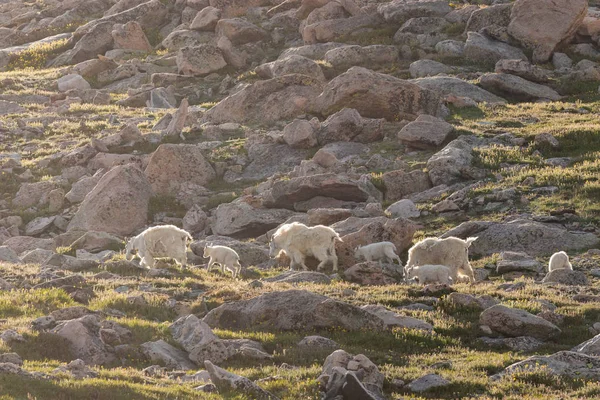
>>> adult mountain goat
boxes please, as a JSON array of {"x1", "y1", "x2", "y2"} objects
[
  {"x1": 269, "y1": 222, "x2": 342, "y2": 272},
  {"x1": 125, "y1": 225, "x2": 192, "y2": 269},
  {"x1": 406, "y1": 236, "x2": 478, "y2": 283}
]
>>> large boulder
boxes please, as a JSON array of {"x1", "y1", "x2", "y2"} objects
[
  {"x1": 480, "y1": 305, "x2": 561, "y2": 340},
  {"x1": 508, "y1": 0, "x2": 587, "y2": 63},
  {"x1": 216, "y1": 18, "x2": 268, "y2": 45},
  {"x1": 111, "y1": 21, "x2": 152, "y2": 52},
  {"x1": 465, "y1": 3, "x2": 512, "y2": 33},
  {"x1": 67, "y1": 165, "x2": 152, "y2": 236},
  {"x1": 383, "y1": 169, "x2": 433, "y2": 202},
  {"x1": 140, "y1": 340, "x2": 197, "y2": 370},
  {"x1": 573, "y1": 333, "x2": 600, "y2": 356},
  {"x1": 542, "y1": 269, "x2": 589, "y2": 286},
  {"x1": 203, "y1": 290, "x2": 386, "y2": 331},
  {"x1": 397, "y1": 114, "x2": 454, "y2": 149},
  {"x1": 494, "y1": 351, "x2": 600, "y2": 381},
  {"x1": 255, "y1": 55, "x2": 326, "y2": 81},
  {"x1": 191, "y1": 236, "x2": 270, "y2": 268},
  {"x1": 324, "y1": 45, "x2": 399, "y2": 71},
  {"x1": 240, "y1": 144, "x2": 306, "y2": 182},
  {"x1": 317, "y1": 108, "x2": 384, "y2": 145},
  {"x1": 378, "y1": 0, "x2": 452, "y2": 24},
  {"x1": 144, "y1": 144, "x2": 216, "y2": 196},
  {"x1": 316, "y1": 67, "x2": 442, "y2": 121},
  {"x1": 344, "y1": 262, "x2": 403, "y2": 285},
  {"x1": 479, "y1": 73, "x2": 561, "y2": 102},
  {"x1": 303, "y1": 14, "x2": 381, "y2": 44},
  {"x1": 54, "y1": 22, "x2": 114, "y2": 65},
  {"x1": 202, "y1": 74, "x2": 323, "y2": 126},
  {"x1": 204, "y1": 361, "x2": 279, "y2": 400},
  {"x1": 263, "y1": 173, "x2": 382, "y2": 210},
  {"x1": 464, "y1": 32, "x2": 527, "y2": 66},
  {"x1": 176, "y1": 45, "x2": 227, "y2": 76},
  {"x1": 411, "y1": 76, "x2": 506, "y2": 104},
  {"x1": 442, "y1": 218, "x2": 600, "y2": 257},
  {"x1": 212, "y1": 201, "x2": 295, "y2": 238},
  {"x1": 50, "y1": 315, "x2": 116, "y2": 365},
  {"x1": 427, "y1": 135, "x2": 483, "y2": 186}
]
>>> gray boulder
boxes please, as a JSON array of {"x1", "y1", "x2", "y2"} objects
[
  {"x1": 542, "y1": 269, "x2": 589, "y2": 286},
  {"x1": 479, "y1": 73, "x2": 561, "y2": 102},
  {"x1": 480, "y1": 305, "x2": 561, "y2": 340},
  {"x1": 464, "y1": 32, "x2": 527, "y2": 65},
  {"x1": 411, "y1": 76, "x2": 506, "y2": 104},
  {"x1": 205, "y1": 361, "x2": 279, "y2": 400}
]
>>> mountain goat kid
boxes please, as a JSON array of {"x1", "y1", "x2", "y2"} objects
[
  {"x1": 406, "y1": 236, "x2": 478, "y2": 283},
  {"x1": 269, "y1": 222, "x2": 342, "y2": 272},
  {"x1": 125, "y1": 225, "x2": 192, "y2": 269},
  {"x1": 548, "y1": 251, "x2": 573, "y2": 272},
  {"x1": 354, "y1": 242, "x2": 402, "y2": 267},
  {"x1": 203, "y1": 244, "x2": 242, "y2": 278},
  {"x1": 406, "y1": 264, "x2": 452, "y2": 285}
]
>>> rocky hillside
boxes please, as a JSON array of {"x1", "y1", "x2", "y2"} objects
[{"x1": 1, "y1": 0, "x2": 600, "y2": 398}]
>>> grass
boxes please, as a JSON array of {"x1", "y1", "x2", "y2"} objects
[{"x1": 7, "y1": 39, "x2": 71, "y2": 71}]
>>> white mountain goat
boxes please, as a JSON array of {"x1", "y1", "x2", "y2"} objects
[
  {"x1": 269, "y1": 222, "x2": 342, "y2": 272},
  {"x1": 354, "y1": 241, "x2": 402, "y2": 267},
  {"x1": 406, "y1": 264, "x2": 452, "y2": 285},
  {"x1": 548, "y1": 251, "x2": 573, "y2": 272},
  {"x1": 406, "y1": 236, "x2": 478, "y2": 283},
  {"x1": 125, "y1": 225, "x2": 192, "y2": 269},
  {"x1": 203, "y1": 244, "x2": 242, "y2": 278}
]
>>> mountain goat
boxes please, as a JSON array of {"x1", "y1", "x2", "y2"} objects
[
  {"x1": 406, "y1": 236, "x2": 478, "y2": 283},
  {"x1": 406, "y1": 264, "x2": 452, "y2": 285},
  {"x1": 548, "y1": 251, "x2": 573, "y2": 272},
  {"x1": 125, "y1": 225, "x2": 192, "y2": 269},
  {"x1": 203, "y1": 244, "x2": 242, "y2": 278},
  {"x1": 354, "y1": 242, "x2": 402, "y2": 267},
  {"x1": 269, "y1": 222, "x2": 342, "y2": 272}
]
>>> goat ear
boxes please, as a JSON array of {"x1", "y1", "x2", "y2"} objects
[{"x1": 466, "y1": 237, "x2": 478, "y2": 247}]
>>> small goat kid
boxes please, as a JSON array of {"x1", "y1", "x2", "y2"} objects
[
  {"x1": 354, "y1": 241, "x2": 402, "y2": 267},
  {"x1": 548, "y1": 251, "x2": 573, "y2": 272},
  {"x1": 203, "y1": 244, "x2": 242, "y2": 278},
  {"x1": 125, "y1": 225, "x2": 192, "y2": 269}
]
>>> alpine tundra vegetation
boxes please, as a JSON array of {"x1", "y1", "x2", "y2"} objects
[{"x1": 1, "y1": 0, "x2": 600, "y2": 399}]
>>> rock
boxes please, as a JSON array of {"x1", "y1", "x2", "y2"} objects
[
  {"x1": 144, "y1": 144, "x2": 215, "y2": 196},
  {"x1": 204, "y1": 361, "x2": 279, "y2": 400},
  {"x1": 177, "y1": 45, "x2": 227, "y2": 76},
  {"x1": 386, "y1": 199, "x2": 421, "y2": 219},
  {"x1": 542, "y1": 269, "x2": 589, "y2": 286},
  {"x1": 50, "y1": 315, "x2": 116, "y2": 365},
  {"x1": 279, "y1": 43, "x2": 346, "y2": 60},
  {"x1": 397, "y1": 114, "x2": 454, "y2": 149},
  {"x1": 318, "y1": 349, "x2": 384, "y2": 399},
  {"x1": 344, "y1": 262, "x2": 403, "y2": 285},
  {"x1": 298, "y1": 336, "x2": 339, "y2": 350},
  {"x1": 53, "y1": 359, "x2": 98, "y2": 379},
  {"x1": 411, "y1": 76, "x2": 506, "y2": 104},
  {"x1": 435, "y1": 39, "x2": 465, "y2": 57},
  {"x1": 48, "y1": 188, "x2": 65, "y2": 213},
  {"x1": 68, "y1": 164, "x2": 152, "y2": 236},
  {"x1": 111, "y1": 21, "x2": 152, "y2": 52},
  {"x1": 256, "y1": 55, "x2": 325, "y2": 82},
  {"x1": 58, "y1": 74, "x2": 91, "y2": 92},
  {"x1": 553, "y1": 52, "x2": 573, "y2": 70},
  {"x1": 479, "y1": 73, "x2": 561, "y2": 101},
  {"x1": 316, "y1": 66, "x2": 442, "y2": 121},
  {"x1": 165, "y1": 98, "x2": 189, "y2": 138},
  {"x1": 216, "y1": 18, "x2": 268, "y2": 45},
  {"x1": 241, "y1": 143, "x2": 306, "y2": 182},
  {"x1": 480, "y1": 304, "x2": 561, "y2": 340},
  {"x1": 203, "y1": 290, "x2": 385, "y2": 331},
  {"x1": 508, "y1": 0, "x2": 587, "y2": 63},
  {"x1": 140, "y1": 340, "x2": 197, "y2": 370},
  {"x1": 534, "y1": 132, "x2": 560, "y2": 149},
  {"x1": 264, "y1": 271, "x2": 331, "y2": 284},
  {"x1": 70, "y1": 231, "x2": 123, "y2": 253},
  {"x1": 183, "y1": 205, "x2": 208, "y2": 235},
  {"x1": 378, "y1": 0, "x2": 453, "y2": 24},
  {"x1": 496, "y1": 251, "x2": 541, "y2": 273},
  {"x1": 573, "y1": 333, "x2": 600, "y2": 356},
  {"x1": 464, "y1": 32, "x2": 527, "y2": 66},
  {"x1": 282, "y1": 119, "x2": 318, "y2": 149},
  {"x1": 212, "y1": 201, "x2": 295, "y2": 238},
  {"x1": 465, "y1": 3, "x2": 512, "y2": 32},
  {"x1": 478, "y1": 336, "x2": 545, "y2": 352},
  {"x1": 425, "y1": 136, "x2": 482, "y2": 186},
  {"x1": 190, "y1": 7, "x2": 221, "y2": 31},
  {"x1": 408, "y1": 374, "x2": 450, "y2": 393},
  {"x1": 318, "y1": 108, "x2": 384, "y2": 145},
  {"x1": 0, "y1": 330, "x2": 25, "y2": 343},
  {"x1": 382, "y1": 170, "x2": 432, "y2": 202},
  {"x1": 442, "y1": 218, "x2": 600, "y2": 257},
  {"x1": 264, "y1": 174, "x2": 381, "y2": 210},
  {"x1": 409, "y1": 59, "x2": 453, "y2": 78},
  {"x1": 54, "y1": 22, "x2": 114, "y2": 66},
  {"x1": 303, "y1": 14, "x2": 381, "y2": 45},
  {"x1": 494, "y1": 351, "x2": 600, "y2": 381},
  {"x1": 161, "y1": 29, "x2": 215, "y2": 52},
  {"x1": 447, "y1": 293, "x2": 500, "y2": 310},
  {"x1": 66, "y1": 173, "x2": 104, "y2": 204},
  {"x1": 361, "y1": 304, "x2": 433, "y2": 332},
  {"x1": 0, "y1": 353, "x2": 22, "y2": 366},
  {"x1": 0, "y1": 246, "x2": 21, "y2": 264},
  {"x1": 13, "y1": 181, "x2": 58, "y2": 209},
  {"x1": 495, "y1": 59, "x2": 550, "y2": 83},
  {"x1": 203, "y1": 74, "x2": 323, "y2": 126},
  {"x1": 24, "y1": 216, "x2": 56, "y2": 236},
  {"x1": 324, "y1": 45, "x2": 399, "y2": 71},
  {"x1": 0, "y1": 100, "x2": 25, "y2": 115},
  {"x1": 3, "y1": 236, "x2": 56, "y2": 254}
]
